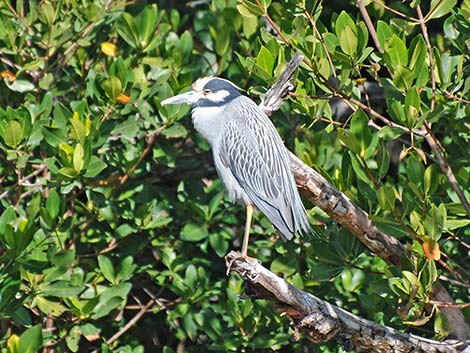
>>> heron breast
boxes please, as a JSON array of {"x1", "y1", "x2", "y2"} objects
[{"x1": 191, "y1": 106, "x2": 225, "y2": 145}]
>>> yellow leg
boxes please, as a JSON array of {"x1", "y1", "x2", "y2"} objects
[{"x1": 241, "y1": 204, "x2": 254, "y2": 256}]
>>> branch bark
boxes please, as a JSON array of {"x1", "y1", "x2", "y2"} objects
[
  {"x1": 226, "y1": 252, "x2": 468, "y2": 353},
  {"x1": 256, "y1": 53, "x2": 470, "y2": 342}
]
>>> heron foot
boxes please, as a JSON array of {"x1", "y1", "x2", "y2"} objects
[{"x1": 225, "y1": 250, "x2": 259, "y2": 276}]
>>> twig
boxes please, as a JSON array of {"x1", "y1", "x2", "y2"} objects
[
  {"x1": 253, "y1": 0, "x2": 293, "y2": 48},
  {"x1": 369, "y1": 0, "x2": 419, "y2": 21},
  {"x1": 106, "y1": 298, "x2": 156, "y2": 345},
  {"x1": 444, "y1": 90, "x2": 470, "y2": 104},
  {"x1": 428, "y1": 301, "x2": 470, "y2": 309},
  {"x1": 116, "y1": 126, "x2": 166, "y2": 188},
  {"x1": 301, "y1": 2, "x2": 337, "y2": 77},
  {"x1": 422, "y1": 124, "x2": 470, "y2": 217},
  {"x1": 356, "y1": 0, "x2": 383, "y2": 53},
  {"x1": 416, "y1": 4, "x2": 470, "y2": 216},
  {"x1": 417, "y1": 5, "x2": 436, "y2": 111},
  {"x1": 438, "y1": 275, "x2": 470, "y2": 289}
]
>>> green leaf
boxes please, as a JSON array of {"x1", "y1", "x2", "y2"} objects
[
  {"x1": 180, "y1": 31, "x2": 193, "y2": 58},
  {"x1": 39, "y1": 1, "x2": 55, "y2": 24},
  {"x1": 241, "y1": 14, "x2": 258, "y2": 37},
  {"x1": 338, "y1": 129, "x2": 359, "y2": 155},
  {"x1": 162, "y1": 124, "x2": 188, "y2": 139},
  {"x1": 215, "y1": 26, "x2": 230, "y2": 56},
  {"x1": 385, "y1": 35, "x2": 408, "y2": 67},
  {"x1": 66, "y1": 326, "x2": 80, "y2": 352},
  {"x1": 434, "y1": 308, "x2": 450, "y2": 339},
  {"x1": 69, "y1": 118, "x2": 86, "y2": 144},
  {"x1": 350, "y1": 110, "x2": 372, "y2": 159},
  {"x1": 236, "y1": 0, "x2": 263, "y2": 18},
  {"x1": 209, "y1": 233, "x2": 228, "y2": 257},
  {"x1": 138, "y1": 4, "x2": 159, "y2": 48},
  {"x1": 116, "y1": 256, "x2": 135, "y2": 283},
  {"x1": 6, "y1": 79, "x2": 35, "y2": 92},
  {"x1": 42, "y1": 125, "x2": 68, "y2": 147},
  {"x1": 102, "y1": 76, "x2": 122, "y2": 100},
  {"x1": 428, "y1": 0, "x2": 458, "y2": 19},
  {"x1": 180, "y1": 223, "x2": 209, "y2": 242},
  {"x1": 46, "y1": 189, "x2": 60, "y2": 219},
  {"x1": 84, "y1": 156, "x2": 107, "y2": 178},
  {"x1": 58, "y1": 167, "x2": 78, "y2": 178},
  {"x1": 335, "y1": 11, "x2": 356, "y2": 38},
  {"x1": 98, "y1": 255, "x2": 115, "y2": 283},
  {"x1": 52, "y1": 249, "x2": 75, "y2": 270},
  {"x1": 184, "y1": 264, "x2": 198, "y2": 287},
  {"x1": 406, "y1": 154, "x2": 424, "y2": 191},
  {"x1": 376, "y1": 21, "x2": 393, "y2": 50},
  {"x1": 79, "y1": 323, "x2": 101, "y2": 342},
  {"x1": 341, "y1": 269, "x2": 365, "y2": 292},
  {"x1": 377, "y1": 142, "x2": 390, "y2": 179},
  {"x1": 377, "y1": 185, "x2": 396, "y2": 212},
  {"x1": 256, "y1": 46, "x2": 274, "y2": 75},
  {"x1": 270, "y1": 257, "x2": 297, "y2": 276},
  {"x1": 18, "y1": 324, "x2": 43, "y2": 353},
  {"x1": 117, "y1": 13, "x2": 139, "y2": 48},
  {"x1": 40, "y1": 282, "x2": 83, "y2": 297},
  {"x1": 36, "y1": 296, "x2": 67, "y2": 316},
  {"x1": 348, "y1": 151, "x2": 371, "y2": 185},
  {"x1": 260, "y1": 0, "x2": 271, "y2": 8},
  {"x1": 370, "y1": 215, "x2": 412, "y2": 238},
  {"x1": 3, "y1": 121, "x2": 23, "y2": 148},
  {"x1": 424, "y1": 204, "x2": 446, "y2": 241},
  {"x1": 340, "y1": 26, "x2": 358, "y2": 56},
  {"x1": 73, "y1": 143, "x2": 85, "y2": 173},
  {"x1": 404, "y1": 87, "x2": 420, "y2": 128},
  {"x1": 393, "y1": 65, "x2": 414, "y2": 91},
  {"x1": 409, "y1": 35, "x2": 427, "y2": 74}
]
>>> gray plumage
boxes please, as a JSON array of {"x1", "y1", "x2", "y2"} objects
[{"x1": 162, "y1": 77, "x2": 311, "y2": 241}]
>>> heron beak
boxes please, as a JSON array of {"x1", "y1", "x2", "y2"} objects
[{"x1": 161, "y1": 90, "x2": 200, "y2": 106}]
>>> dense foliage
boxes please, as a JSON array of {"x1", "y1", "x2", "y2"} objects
[{"x1": 0, "y1": 0, "x2": 469, "y2": 352}]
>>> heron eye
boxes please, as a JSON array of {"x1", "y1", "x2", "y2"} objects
[{"x1": 203, "y1": 89, "x2": 211, "y2": 95}]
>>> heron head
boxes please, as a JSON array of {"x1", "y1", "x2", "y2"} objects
[{"x1": 161, "y1": 77, "x2": 241, "y2": 107}]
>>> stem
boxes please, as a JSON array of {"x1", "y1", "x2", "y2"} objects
[{"x1": 356, "y1": 0, "x2": 383, "y2": 53}]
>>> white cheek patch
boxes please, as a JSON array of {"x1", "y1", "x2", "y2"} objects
[{"x1": 209, "y1": 89, "x2": 230, "y2": 102}]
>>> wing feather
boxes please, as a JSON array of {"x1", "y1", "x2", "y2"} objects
[{"x1": 219, "y1": 96, "x2": 311, "y2": 240}]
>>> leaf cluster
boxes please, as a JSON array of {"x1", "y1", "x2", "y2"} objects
[{"x1": 0, "y1": 0, "x2": 469, "y2": 352}]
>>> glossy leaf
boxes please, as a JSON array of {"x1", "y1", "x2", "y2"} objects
[
  {"x1": 3, "y1": 121, "x2": 23, "y2": 148},
  {"x1": 180, "y1": 223, "x2": 209, "y2": 242},
  {"x1": 428, "y1": 0, "x2": 458, "y2": 19},
  {"x1": 17, "y1": 324, "x2": 42, "y2": 353},
  {"x1": 340, "y1": 26, "x2": 358, "y2": 56}
]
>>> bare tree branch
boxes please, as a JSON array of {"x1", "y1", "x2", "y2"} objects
[
  {"x1": 226, "y1": 253, "x2": 468, "y2": 353},
  {"x1": 260, "y1": 53, "x2": 304, "y2": 115},
  {"x1": 257, "y1": 53, "x2": 470, "y2": 341}
]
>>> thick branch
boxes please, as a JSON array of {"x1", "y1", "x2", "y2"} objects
[
  {"x1": 289, "y1": 152, "x2": 403, "y2": 264},
  {"x1": 226, "y1": 252, "x2": 467, "y2": 353},
  {"x1": 258, "y1": 54, "x2": 470, "y2": 341},
  {"x1": 260, "y1": 52, "x2": 304, "y2": 115}
]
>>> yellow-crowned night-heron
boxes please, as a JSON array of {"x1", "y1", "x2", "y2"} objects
[{"x1": 162, "y1": 77, "x2": 311, "y2": 257}]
